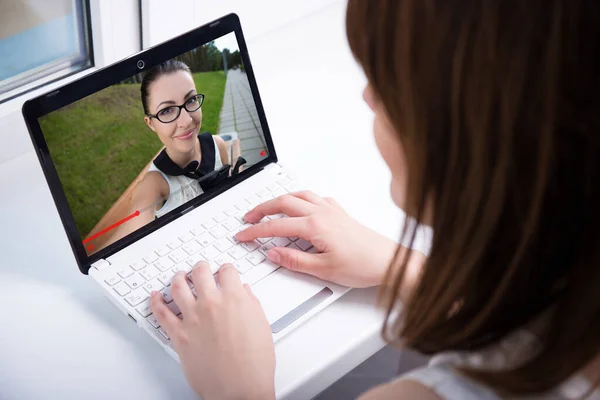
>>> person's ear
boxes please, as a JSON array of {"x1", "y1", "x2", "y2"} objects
[{"x1": 144, "y1": 116, "x2": 156, "y2": 132}]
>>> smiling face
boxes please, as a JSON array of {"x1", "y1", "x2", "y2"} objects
[{"x1": 144, "y1": 71, "x2": 202, "y2": 154}]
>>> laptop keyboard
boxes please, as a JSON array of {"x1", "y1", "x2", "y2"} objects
[{"x1": 102, "y1": 171, "x2": 315, "y2": 341}]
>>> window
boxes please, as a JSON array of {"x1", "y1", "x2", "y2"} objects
[{"x1": 0, "y1": 0, "x2": 93, "y2": 103}]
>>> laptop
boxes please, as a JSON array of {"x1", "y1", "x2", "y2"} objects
[{"x1": 22, "y1": 13, "x2": 349, "y2": 361}]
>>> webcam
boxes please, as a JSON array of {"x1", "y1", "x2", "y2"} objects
[{"x1": 137, "y1": 60, "x2": 145, "y2": 69}]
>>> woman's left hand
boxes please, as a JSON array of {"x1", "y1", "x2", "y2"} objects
[{"x1": 150, "y1": 262, "x2": 276, "y2": 400}]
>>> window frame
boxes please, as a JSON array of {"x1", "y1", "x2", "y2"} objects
[{"x1": 0, "y1": 0, "x2": 95, "y2": 105}]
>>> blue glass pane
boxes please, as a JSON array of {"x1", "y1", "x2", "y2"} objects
[{"x1": 0, "y1": 13, "x2": 79, "y2": 81}]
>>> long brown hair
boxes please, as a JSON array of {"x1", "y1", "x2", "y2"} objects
[{"x1": 347, "y1": 0, "x2": 600, "y2": 396}]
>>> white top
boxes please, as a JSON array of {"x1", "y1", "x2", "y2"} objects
[
  {"x1": 397, "y1": 328, "x2": 600, "y2": 399},
  {"x1": 147, "y1": 134, "x2": 223, "y2": 218}
]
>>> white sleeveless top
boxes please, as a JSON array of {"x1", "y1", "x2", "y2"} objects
[
  {"x1": 396, "y1": 328, "x2": 600, "y2": 399},
  {"x1": 147, "y1": 134, "x2": 223, "y2": 218}
]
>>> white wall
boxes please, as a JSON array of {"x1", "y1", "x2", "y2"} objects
[
  {"x1": 0, "y1": 0, "x2": 140, "y2": 164},
  {"x1": 142, "y1": 0, "x2": 340, "y2": 48}
]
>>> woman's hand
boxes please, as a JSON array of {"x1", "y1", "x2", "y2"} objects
[
  {"x1": 150, "y1": 264, "x2": 275, "y2": 400},
  {"x1": 235, "y1": 191, "x2": 400, "y2": 288}
]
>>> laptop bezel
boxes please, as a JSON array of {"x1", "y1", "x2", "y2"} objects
[{"x1": 22, "y1": 13, "x2": 278, "y2": 275}]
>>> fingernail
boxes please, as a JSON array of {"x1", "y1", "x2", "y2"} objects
[
  {"x1": 268, "y1": 249, "x2": 280, "y2": 263},
  {"x1": 197, "y1": 261, "x2": 210, "y2": 267}
]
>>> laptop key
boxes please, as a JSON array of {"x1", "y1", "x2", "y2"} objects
[
  {"x1": 196, "y1": 233, "x2": 215, "y2": 247},
  {"x1": 136, "y1": 299, "x2": 152, "y2": 318},
  {"x1": 272, "y1": 188, "x2": 287, "y2": 198},
  {"x1": 172, "y1": 263, "x2": 192, "y2": 274},
  {"x1": 259, "y1": 243, "x2": 276, "y2": 255},
  {"x1": 214, "y1": 253, "x2": 234, "y2": 267},
  {"x1": 266, "y1": 182, "x2": 279, "y2": 192},
  {"x1": 186, "y1": 253, "x2": 206, "y2": 267},
  {"x1": 247, "y1": 251, "x2": 266, "y2": 266},
  {"x1": 105, "y1": 275, "x2": 121, "y2": 286},
  {"x1": 222, "y1": 218, "x2": 242, "y2": 232},
  {"x1": 140, "y1": 265, "x2": 160, "y2": 281},
  {"x1": 257, "y1": 237, "x2": 272, "y2": 244},
  {"x1": 201, "y1": 219, "x2": 217, "y2": 230},
  {"x1": 113, "y1": 282, "x2": 131, "y2": 296},
  {"x1": 190, "y1": 227, "x2": 205, "y2": 237},
  {"x1": 256, "y1": 188, "x2": 269, "y2": 198},
  {"x1": 241, "y1": 240, "x2": 260, "y2": 252},
  {"x1": 182, "y1": 240, "x2": 202, "y2": 255},
  {"x1": 178, "y1": 232, "x2": 194, "y2": 243},
  {"x1": 268, "y1": 213, "x2": 286, "y2": 220},
  {"x1": 117, "y1": 266, "x2": 134, "y2": 279},
  {"x1": 271, "y1": 237, "x2": 291, "y2": 248},
  {"x1": 125, "y1": 291, "x2": 148, "y2": 307},
  {"x1": 125, "y1": 273, "x2": 146, "y2": 290},
  {"x1": 167, "y1": 240, "x2": 182, "y2": 250},
  {"x1": 144, "y1": 278, "x2": 164, "y2": 294},
  {"x1": 155, "y1": 257, "x2": 175, "y2": 272},
  {"x1": 209, "y1": 225, "x2": 228, "y2": 239},
  {"x1": 226, "y1": 232, "x2": 240, "y2": 245},
  {"x1": 224, "y1": 207, "x2": 238, "y2": 216},
  {"x1": 214, "y1": 238, "x2": 233, "y2": 253},
  {"x1": 296, "y1": 239, "x2": 313, "y2": 252},
  {"x1": 201, "y1": 245, "x2": 220, "y2": 260},
  {"x1": 147, "y1": 314, "x2": 160, "y2": 329},
  {"x1": 228, "y1": 245, "x2": 248, "y2": 260},
  {"x1": 160, "y1": 286, "x2": 173, "y2": 303},
  {"x1": 143, "y1": 253, "x2": 159, "y2": 264},
  {"x1": 166, "y1": 301, "x2": 181, "y2": 316},
  {"x1": 168, "y1": 249, "x2": 187, "y2": 264},
  {"x1": 130, "y1": 260, "x2": 146, "y2": 271},
  {"x1": 158, "y1": 327, "x2": 170, "y2": 340},
  {"x1": 155, "y1": 246, "x2": 170, "y2": 257},
  {"x1": 158, "y1": 270, "x2": 175, "y2": 286},
  {"x1": 234, "y1": 258, "x2": 253, "y2": 274},
  {"x1": 213, "y1": 212, "x2": 227, "y2": 223}
]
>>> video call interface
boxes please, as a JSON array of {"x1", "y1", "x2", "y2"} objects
[{"x1": 38, "y1": 32, "x2": 269, "y2": 255}]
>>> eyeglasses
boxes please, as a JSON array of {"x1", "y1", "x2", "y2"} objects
[{"x1": 146, "y1": 93, "x2": 205, "y2": 123}]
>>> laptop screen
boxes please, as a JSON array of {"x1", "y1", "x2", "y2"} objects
[{"x1": 37, "y1": 32, "x2": 269, "y2": 255}]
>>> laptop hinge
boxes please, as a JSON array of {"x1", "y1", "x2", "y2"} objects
[
  {"x1": 265, "y1": 162, "x2": 282, "y2": 171},
  {"x1": 92, "y1": 259, "x2": 111, "y2": 271}
]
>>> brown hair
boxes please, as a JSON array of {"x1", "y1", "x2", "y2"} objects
[{"x1": 347, "y1": 0, "x2": 600, "y2": 396}]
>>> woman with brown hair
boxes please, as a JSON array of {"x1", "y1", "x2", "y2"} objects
[{"x1": 149, "y1": 0, "x2": 600, "y2": 399}]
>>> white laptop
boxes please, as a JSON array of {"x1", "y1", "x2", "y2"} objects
[{"x1": 22, "y1": 13, "x2": 349, "y2": 361}]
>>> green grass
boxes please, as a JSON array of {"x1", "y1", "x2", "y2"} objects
[{"x1": 40, "y1": 70, "x2": 227, "y2": 239}]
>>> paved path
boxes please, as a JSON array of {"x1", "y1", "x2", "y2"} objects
[{"x1": 217, "y1": 69, "x2": 267, "y2": 166}]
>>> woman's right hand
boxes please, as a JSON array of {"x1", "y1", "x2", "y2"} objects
[{"x1": 234, "y1": 191, "x2": 401, "y2": 288}]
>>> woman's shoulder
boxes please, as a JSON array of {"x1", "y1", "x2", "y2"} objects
[
  {"x1": 359, "y1": 363, "x2": 502, "y2": 400},
  {"x1": 358, "y1": 376, "x2": 442, "y2": 400},
  {"x1": 134, "y1": 170, "x2": 169, "y2": 199}
]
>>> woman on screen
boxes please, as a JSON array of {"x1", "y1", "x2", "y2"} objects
[{"x1": 106, "y1": 60, "x2": 232, "y2": 246}]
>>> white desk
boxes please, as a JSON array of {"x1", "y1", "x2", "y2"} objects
[{"x1": 0, "y1": 3, "x2": 430, "y2": 399}]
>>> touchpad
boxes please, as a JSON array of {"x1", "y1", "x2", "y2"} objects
[{"x1": 251, "y1": 268, "x2": 332, "y2": 334}]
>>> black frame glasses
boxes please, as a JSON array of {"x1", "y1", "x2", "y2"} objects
[{"x1": 146, "y1": 93, "x2": 205, "y2": 123}]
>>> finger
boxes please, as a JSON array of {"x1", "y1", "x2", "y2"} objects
[
  {"x1": 287, "y1": 190, "x2": 329, "y2": 206},
  {"x1": 243, "y1": 194, "x2": 316, "y2": 223},
  {"x1": 267, "y1": 246, "x2": 325, "y2": 275},
  {"x1": 235, "y1": 216, "x2": 310, "y2": 242},
  {"x1": 218, "y1": 264, "x2": 242, "y2": 291},
  {"x1": 323, "y1": 196, "x2": 344, "y2": 210},
  {"x1": 150, "y1": 291, "x2": 183, "y2": 338},
  {"x1": 170, "y1": 271, "x2": 196, "y2": 315},
  {"x1": 190, "y1": 261, "x2": 218, "y2": 299}
]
